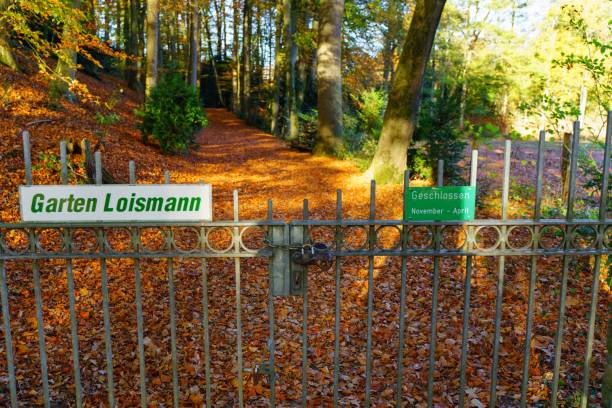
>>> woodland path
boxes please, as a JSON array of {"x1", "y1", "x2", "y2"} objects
[{"x1": 192, "y1": 108, "x2": 403, "y2": 221}]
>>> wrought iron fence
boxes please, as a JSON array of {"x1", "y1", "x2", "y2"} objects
[{"x1": 0, "y1": 114, "x2": 610, "y2": 407}]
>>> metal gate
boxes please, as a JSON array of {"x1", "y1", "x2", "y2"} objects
[{"x1": 0, "y1": 115, "x2": 611, "y2": 407}]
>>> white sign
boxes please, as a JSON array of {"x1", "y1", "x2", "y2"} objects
[{"x1": 19, "y1": 184, "x2": 212, "y2": 222}]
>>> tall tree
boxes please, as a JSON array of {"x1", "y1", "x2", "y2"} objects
[
  {"x1": 0, "y1": 0, "x2": 19, "y2": 70},
  {"x1": 124, "y1": 0, "x2": 140, "y2": 88},
  {"x1": 270, "y1": 0, "x2": 283, "y2": 137},
  {"x1": 189, "y1": 0, "x2": 200, "y2": 87},
  {"x1": 240, "y1": 0, "x2": 251, "y2": 119},
  {"x1": 145, "y1": 0, "x2": 160, "y2": 96},
  {"x1": 314, "y1": 0, "x2": 344, "y2": 155},
  {"x1": 284, "y1": 0, "x2": 298, "y2": 139},
  {"x1": 232, "y1": 0, "x2": 241, "y2": 112},
  {"x1": 366, "y1": 0, "x2": 447, "y2": 183}
]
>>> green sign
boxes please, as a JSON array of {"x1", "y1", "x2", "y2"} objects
[{"x1": 405, "y1": 186, "x2": 476, "y2": 221}]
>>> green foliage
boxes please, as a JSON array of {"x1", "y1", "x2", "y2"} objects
[
  {"x1": 463, "y1": 120, "x2": 503, "y2": 147},
  {"x1": 137, "y1": 74, "x2": 207, "y2": 153},
  {"x1": 408, "y1": 90, "x2": 466, "y2": 184},
  {"x1": 32, "y1": 152, "x2": 60, "y2": 172},
  {"x1": 577, "y1": 145, "x2": 611, "y2": 212},
  {"x1": 355, "y1": 89, "x2": 386, "y2": 139}
]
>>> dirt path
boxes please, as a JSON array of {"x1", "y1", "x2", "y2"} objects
[{"x1": 191, "y1": 108, "x2": 403, "y2": 221}]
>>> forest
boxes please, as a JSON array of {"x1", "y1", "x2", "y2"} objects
[{"x1": 0, "y1": 0, "x2": 611, "y2": 407}]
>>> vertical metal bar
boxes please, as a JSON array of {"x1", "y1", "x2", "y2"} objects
[
  {"x1": 267, "y1": 199, "x2": 276, "y2": 407},
  {"x1": 333, "y1": 190, "x2": 342, "y2": 407},
  {"x1": 427, "y1": 160, "x2": 444, "y2": 407},
  {"x1": 163, "y1": 173, "x2": 179, "y2": 408},
  {"x1": 301, "y1": 199, "x2": 309, "y2": 407},
  {"x1": 95, "y1": 151, "x2": 102, "y2": 185},
  {"x1": 201, "y1": 256, "x2": 212, "y2": 408},
  {"x1": 32, "y1": 256, "x2": 50, "y2": 407},
  {"x1": 365, "y1": 180, "x2": 376, "y2": 408},
  {"x1": 580, "y1": 112, "x2": 611, "y2": 408},
  {"x1": 168, "y1": 259, "x2": 179, "y2": 408},
  {"x1": 395, "y1": 171, "x2": 409, "y2": 407},
  {"x1": 520, "y1": 131, "x2": 546, "y2": 407},
  {"x1": 23, "y1": 131, "x2": 32, "y2": 185},
  {"x1": 23, "y1": 138, "x2": 50, "y2": 407},
  {"x1": 61, "y1": 141, "x2": 83, "y2": 408},
  {"x1": 96, "y1": 152, "x2": 115, "y2": 407},
  {"x1": 550, "y1": 122, "x2": 580, "y2": 407},
  {"x1": 129, "y1": 161, "x2": 147, "y2": 408},
  {"x1": 489, "y1": 140, "x2": 511, "y2": 407},
  {"x1": 128, "y1": 161, "x2": 136, "y2": 185},
  {"x1": 0, "y1": 259, "x2": 18, "y2": 407},
  {"x1": 60, "y1": 140, "x2": 68, "y2": 184},
  {"x1": 459, "y1": 150, "x2": 478, "y2": 407},
  {"x1": 233, "y1": 190, "x2": 244, "y2": 407}
]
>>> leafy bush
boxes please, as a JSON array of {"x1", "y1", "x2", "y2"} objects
[
  {"x1": 409, "y1": 92, "x2": 466, "y2": 184},
  {"x1": 137, "y1": 74, "x2": 207, "y2": 153},
  {"x1": 355, "y1": 89, "x2": 386, "y2": 139}
]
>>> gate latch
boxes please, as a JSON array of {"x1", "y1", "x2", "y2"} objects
[{"x1": 291, "y1": 242, "x2": 334, "y2": 271}]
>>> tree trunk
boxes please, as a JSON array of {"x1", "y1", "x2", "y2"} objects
[
  {"x1": 221, "y1": 0, "x2": 226, "y2": 58},
  {"x1": 458, "y1": 46, "x2": 472, "y2": 129},
  {"x1": 169, "y1": 0, "x2": 178, "y2": 63},
  {"x1": 561, "y1": 131, "x2": 572, "y2": 203},
  {"x1": 271, "y1": 0, "x2": 283, "y2": 137},
  {"x1": 284, "y1": 0, "x2": 298, "y2": 140},
  {"x1": 0, "y1": 0, "x2": 18, "y2": 70},
  {"x1": 603, "y1": 301, "x2": 612, "y2": 408},
  {"x1": 54, "y1": 0, "x2": 82, "y2": 100},
  {"x1": 232, "y1": 0, "x2": 241, "y2": 112},
  {"x1": 205, "y1": 19, "x2": 225, "y2": 107},
  {"x1": 314, "y1": 0, "x2": 344, "y2": 155},
  {"x1": 189, "y1": 0, "x2": 200, "y2": 87},
  {"x1": 145, "y1": 0, "x2": 160, "y2": 96},
  {"x1": 213, "y1": 0, "x2": 223, "y2": 57},
  {"x1": 115, "y1": 0, "x2": 122, "y2": 48},
  {"x1": 382, "y1": 34, "x2": 392, "y2": 94},
  {"x1": 125, "y1": 0, "x2": 140, "y2": 89},
  {"x1": 365, "y1": 0, "x2": 446, "y2": 183},
  {"x1": 137, "y1": 1, "x2": 145, "y2": 85},
  {"x1": 103, "y1": 0, "x2": 111, "y2": 41},
  {"x1": 240, "y1": 0, "x2": 251, "y2": 120}
]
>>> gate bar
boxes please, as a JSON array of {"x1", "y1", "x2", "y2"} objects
[
  {"x1": 333, "y1": 189, "x2": 342, "y2": 407},
  {"x1": 267, "y1": 200, "x2": 276, "y2": 407},
  {"x1": 489, "y1": 139, "x2": 511, "y2": 407},
  {"x1": 364, "y1": 180, "x2": 376, "y2": 408},
  {"x1": 580, "y1": 111, "x2": 612, "y2": 407},
  {"x1": 427, "y1": 160, "x2": 444, "y2": 408},
  {"x1": 165, "y1": 172, "x2": 180, "y2": 408},
  {"x1": 520, "y1": 130, "x2": 546, "y2": 407},
  {"x1": 129, "y1": 161, "x2": 148, "y2": 408},
  {"x1": 201, "y1": 255, "x2": 212, "y2": 407},
  {"x1": 23, "y1": 131, "x2": 51, "y2": 408},
  {"x1": 96, "y1": 151, "x2": 115, "y2": 407},
  {"x1": 395, "y1": 171, "x2": 409, "y2": 407},
  {"x1": 233, "y1": 190, "x2": 245, "y2": 407},
  {"x1": 301, "y1": 199, "x2": 309, "y2": 406},
  {"x1": 551, "y1": 121, "x2": 580, "y2": 406},
  {"x1": 61, "y1": 141, "x2": 83, "y2": 408},
  {"x1": 0, "y1": 259, "x2": 17, "y2": 407},
  {"x1": 458, "y1": 149, "x2": 479, "y2": 407}
]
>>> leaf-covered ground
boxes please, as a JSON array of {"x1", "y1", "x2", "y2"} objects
[{"x1": 0, "y1": 65, "x2": 610, "y2": 407}]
